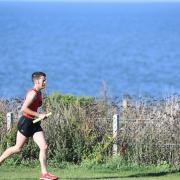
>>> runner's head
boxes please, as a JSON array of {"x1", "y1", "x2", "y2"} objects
[{"x1": 32, "y1": 72, "x2": 46, "y2": 89}]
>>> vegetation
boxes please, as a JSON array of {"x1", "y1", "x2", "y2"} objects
[
  {"x1": 0, "y1": 93, "x2": 180, "y2": 171},
  {"x1": 0, "y1": 163, "x2": 180, "y2": 180}
]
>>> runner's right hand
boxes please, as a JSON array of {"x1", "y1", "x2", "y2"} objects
[{"x1": 38, "y1": 113, "x2": 47, "y2": 120}]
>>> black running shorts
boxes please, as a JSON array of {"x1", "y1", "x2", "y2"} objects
[{"x1": 17, "y1": 116, "x2": 43, "y2": 137}]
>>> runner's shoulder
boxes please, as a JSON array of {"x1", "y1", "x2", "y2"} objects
[{"x1": 26, "y1": 89, "x2": 37, "y2": 99}]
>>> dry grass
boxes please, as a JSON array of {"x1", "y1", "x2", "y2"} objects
[
  {"x1": 119, "y1": 95, "x2": 180, "y2": 166},
  {"x1": 0, "y1": 94, "x2": 180, "y2": 167}
]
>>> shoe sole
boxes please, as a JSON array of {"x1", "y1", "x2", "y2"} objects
[{"x1": 40, "y1": 178, "x2": 58, "y2": 180}]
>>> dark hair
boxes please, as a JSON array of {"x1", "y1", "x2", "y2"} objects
[{"x1": 32, "y1": 72, "x2": 46, "y2": 82}]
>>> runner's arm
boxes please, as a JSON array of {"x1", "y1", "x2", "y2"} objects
[{"x1": 20, "y1": 90, "x2": 46, "y2": 119}]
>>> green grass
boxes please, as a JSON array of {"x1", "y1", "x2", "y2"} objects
[{"x1": 0, "y1": 165, "x2": 180, "y2": 180}]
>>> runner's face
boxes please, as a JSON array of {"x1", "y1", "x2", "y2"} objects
[{"x1": 38, "y1": 76, "x2": 46, "y2": 89}]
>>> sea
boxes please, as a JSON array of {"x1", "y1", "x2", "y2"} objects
[{"x1": 0, "y1": 2, "x2": 180, "y2": 98}]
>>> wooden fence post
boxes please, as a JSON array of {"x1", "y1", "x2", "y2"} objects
[
  {"x1": 6, "y1": 112, "x2": 13, "y2": 132},
  {"x1": 113, "y1": 114, "x2": 119, "y2": 155}
]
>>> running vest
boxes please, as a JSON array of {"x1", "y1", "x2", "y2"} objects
[{"x1": 23, "y1": 89, "x2": 42, "y2": 119}]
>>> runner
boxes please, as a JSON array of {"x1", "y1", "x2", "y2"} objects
[{"x1": 0, "y1": 72, "x2": 58, "y2": 180}]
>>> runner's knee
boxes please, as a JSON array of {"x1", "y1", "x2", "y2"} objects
[
  {"x1": 40, "y1": 144, "x2": 48, "y2": 151},
  {"x1": 13, "y1": 145, "x2": 22, "y2": 153}
]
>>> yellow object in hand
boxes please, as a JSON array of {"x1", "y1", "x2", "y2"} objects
[{"x1": 33, "y1": 112, "x2": 52, "y2": 124}]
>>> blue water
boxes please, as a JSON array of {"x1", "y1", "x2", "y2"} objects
[{"x1": 0, "y1": 2, "x2": 180, "y2": 98}]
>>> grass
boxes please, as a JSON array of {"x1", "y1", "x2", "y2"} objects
[{"x1": 0, "y1": 165, "x2": 180, "y2": 180}]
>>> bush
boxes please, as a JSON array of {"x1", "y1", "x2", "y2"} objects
[
  {"x1": 1, "y1": 93, "x2": 180, "y2": 169},
  {"x1": 42, "y1": 93, "x2": 112, "y2": 164}
]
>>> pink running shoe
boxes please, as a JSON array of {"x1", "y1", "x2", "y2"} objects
[{"x1": 40, "y1": 172, "x2": 59, "y2": 180}]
